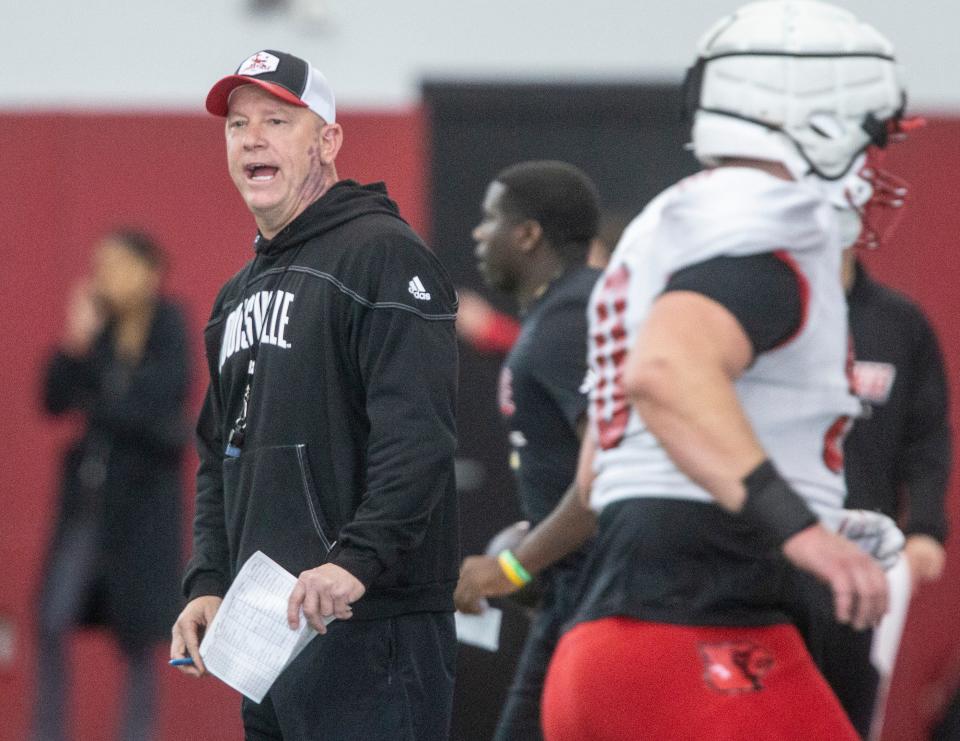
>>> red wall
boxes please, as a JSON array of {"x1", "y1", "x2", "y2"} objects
[
  {"x1": 0, "y1": 110, "x2": 956, "y2": 741},
  {"x1": 0, "y1": 109, "x2": 426, "y2": 741}
]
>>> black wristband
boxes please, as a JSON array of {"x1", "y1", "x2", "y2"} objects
[{"x1": 740, "y1": 459, "x2": 818, "y2": 548}]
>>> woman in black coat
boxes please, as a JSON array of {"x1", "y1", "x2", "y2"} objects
[{"x1": 34, "y1": 230, "x2": 190, "y2": 741}]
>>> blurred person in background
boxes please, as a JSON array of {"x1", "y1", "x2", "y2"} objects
[
  {"x1": 34, "y1": 229, "x2": 190, "y2": 741},
  {"x1": 813, "y1": 247, "x2": 951, "y2": 737},
  {"x1": 454, "y1": 211, "x2": 623, "y2": 356},
  {"x1": 454, "y1": 160, "x2": 601, "y2": 740}
]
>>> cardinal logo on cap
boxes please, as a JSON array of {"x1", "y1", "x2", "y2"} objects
[{"x1": 238, "y1": 51, "x2": 280, "y2": 76}]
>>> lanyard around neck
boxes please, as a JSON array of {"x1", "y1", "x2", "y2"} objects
[{"x1": 225, "y1": 243, "x2": 306, "y2": 457}]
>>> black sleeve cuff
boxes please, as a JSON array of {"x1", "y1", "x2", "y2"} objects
[
  {"x1": 332, "y1": 547, "x2": 384, "y2": 589},
  {"x1": 185, "y1": 572, "x2": 227, "y2": 602},
  {"x1": 904, "y1": 523, "x2": 948, "y2": 545}
]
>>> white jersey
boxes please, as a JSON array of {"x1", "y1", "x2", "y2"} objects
[{"x1": 588, "y1": 167, "x2": 861, "y2": 518}]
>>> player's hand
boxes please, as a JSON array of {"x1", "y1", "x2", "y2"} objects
[
  {"x1": 904, "y1": 534, "x2": 946, "y2": 584},
  {"x1": 782, "y1": 523, "x2": 889, "y2": 631},
  {"x1": 454, "y1": 555, "x2": 518, "y2": 614},
  {"x1": 288, "y1": 563, "x2": 365, "y2": 633},
  {"x1": 170, "y1": 595, "x2": 222, "y2": 677}
]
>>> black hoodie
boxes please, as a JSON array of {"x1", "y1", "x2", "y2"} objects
[{"x1": 183, "y1": 180, "x2": 460, "y2": 619}]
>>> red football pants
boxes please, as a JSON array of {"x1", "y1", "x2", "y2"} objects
[{"x1": 542, "y1": 617, "x2": 859, "y2": 741}]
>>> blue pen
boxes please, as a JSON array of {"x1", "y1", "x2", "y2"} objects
[{"x1": 169, "y1": 657, "x2": 195, "y2": 666}]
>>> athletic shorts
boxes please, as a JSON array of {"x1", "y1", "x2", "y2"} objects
[{"x1": 542, "y1": 617, "x2": 858, "y2": 741}]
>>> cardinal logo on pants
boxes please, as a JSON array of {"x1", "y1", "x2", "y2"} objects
[{"x1": 698, "y1": 641, "x2": 774, "y2": 693}]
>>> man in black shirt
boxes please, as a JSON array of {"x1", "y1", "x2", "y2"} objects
[
  {"x1": 844, "y1": 252, "x2": 950, "y2": 573},
  {"x1": 816, "y1": 249, "x2": 951, "y2": 736},
  {"x1": 454, "y1": 160, "x2": 600, "y2": 740}
]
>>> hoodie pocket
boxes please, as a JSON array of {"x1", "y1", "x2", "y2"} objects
[
  {"x1": 293, "y1": 444, "x2": 335, "y2": 552},
  {"x1": 222, "y1": 444, "x2": 337, "y2": 578}
]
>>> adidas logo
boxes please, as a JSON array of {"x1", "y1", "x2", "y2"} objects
[{"x1": 408, "y1": 276, "x2": 431, "y2": 301}]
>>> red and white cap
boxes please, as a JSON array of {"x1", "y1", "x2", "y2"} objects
[{"x1": 206, "y1": 49, "x2": 336, "y2": 123}]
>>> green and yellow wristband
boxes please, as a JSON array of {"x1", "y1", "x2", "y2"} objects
[{"x1": 497, "y1": 549, "x2": 532, "y2": 588}]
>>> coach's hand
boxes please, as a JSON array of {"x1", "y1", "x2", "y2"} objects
[
  {"x1": 170, "y1": 595, "x2": 222, "y2": 677},
  {"x1": 782, "y1": 523, "x2": 889, "y2": 631},
  {"x1": 288, "y1": 563, "x2": 365, "y2": 633},
  {"x1": 455, "y1": 555, "x2": 518, "y2": 614}
]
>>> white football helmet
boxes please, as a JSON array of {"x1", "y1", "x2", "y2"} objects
[{"x1": 684, "y1": 1, "x2": 917, "y2": 247}]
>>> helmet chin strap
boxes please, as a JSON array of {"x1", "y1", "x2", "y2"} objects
[
  {"x1": 805, "y1": 156, "x2": 873, "y2": 250},
  {"x1": 807, "y1": 153, "x2": 870, "y2": 209},
  {"x1": 833, "y1": 207, "x2": 865, "y2": 251}
]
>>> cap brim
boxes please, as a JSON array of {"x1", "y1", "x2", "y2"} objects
[{"x1": 205, "y1": 75, "x2": 309, "y2": 116}]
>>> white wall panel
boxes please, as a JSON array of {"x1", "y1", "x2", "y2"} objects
[{"x1": 5, "y1": 0, "x2": 958, "y2": 111}]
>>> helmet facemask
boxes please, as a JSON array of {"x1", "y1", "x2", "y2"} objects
[{"x1": 847, "y1": 116, "x2": 923, "y2": 250}]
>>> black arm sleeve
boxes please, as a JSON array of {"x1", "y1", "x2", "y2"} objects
[
  {"x1": 897, "y1": 313, "x2": 951, "y2": 542},
  {"x1": 43, "y1": 349, "x2": 103, "y2": 415},
  {"x1": 331, "y1": 237, "x2": 459, "y2": 588},
  {"x1": 663, "y1": 253, "x2": 803, "y2": 355}
]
